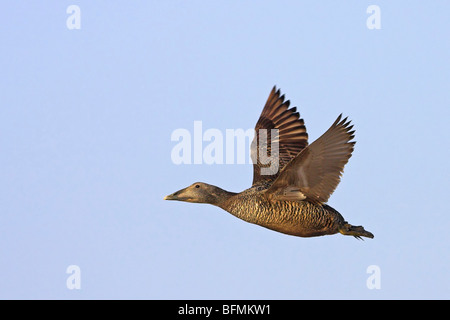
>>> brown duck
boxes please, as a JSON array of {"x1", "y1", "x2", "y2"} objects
[{"x1": 164, "y1": 87, "x2": 374, "y2": 239}]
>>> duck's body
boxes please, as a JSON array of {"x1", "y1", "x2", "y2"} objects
[
  {"x1": 165, "y1": 87, "x2": 373, "y2": 239},
  {"x1": 220, "y1": 185, "x2": 345, "y2": 237}
]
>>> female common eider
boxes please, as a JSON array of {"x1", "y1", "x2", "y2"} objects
[{"x1": 165, "y1": 87, "x2": 374, "y2": 239}]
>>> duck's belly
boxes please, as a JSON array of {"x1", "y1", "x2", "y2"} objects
[{"x1": 261, "y1": 219, "x2": 338, "y2": 237}]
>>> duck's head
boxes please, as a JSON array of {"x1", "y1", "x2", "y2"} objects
[{"x1": 164, "y1": 182, "x2": 234, "y2": 205}]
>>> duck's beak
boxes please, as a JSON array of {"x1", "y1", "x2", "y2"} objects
[
  {"x1": 163, "y1": 192, "x2": 177, "y2": 200},
  {"x1": 163, "y1": 188, "x2": 187, "y2": 201},
  {"x1": 164, "y1": 193, "x2": 175, "y2": 200}
]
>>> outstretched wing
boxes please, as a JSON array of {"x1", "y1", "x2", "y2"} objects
[
  {"x1": 265, "y1": 114, "x2": 355, "y2": 203},
  {"x1": 251, "y1": 87, "x2": 308, "y2": 186}
]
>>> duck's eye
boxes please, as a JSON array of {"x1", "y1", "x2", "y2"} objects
[{"x1": 195, "y1": 184, "x2": 200, "y2": 188}]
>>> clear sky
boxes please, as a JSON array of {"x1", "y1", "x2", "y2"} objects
[{"x1": 0, "y1": 1, "x2": 449, "y2": 299}]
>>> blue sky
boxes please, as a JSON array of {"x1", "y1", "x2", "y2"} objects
[{"x1": 0, "y1": 1, "x2": 449, "y2": 299}]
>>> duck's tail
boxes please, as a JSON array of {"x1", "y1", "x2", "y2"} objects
[{"x1": 339, "y1": 223, "x2": 374, "y2": 240}]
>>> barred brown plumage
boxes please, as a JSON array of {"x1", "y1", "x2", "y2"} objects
[
  {"x1": 218, "y1": 185, "x2": 348, "y2": 237},
  {"x1": 164, "y1": 87, "x2": 374, "y2": 239}
]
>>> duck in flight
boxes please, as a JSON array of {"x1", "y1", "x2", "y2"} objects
[{"x1": 164, "y1": 87, "x2": 374, "y2": 239}]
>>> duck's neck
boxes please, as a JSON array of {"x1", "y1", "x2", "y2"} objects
[{"x1": 209, "y1": 187, "x2": 237, "y2": 208}]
